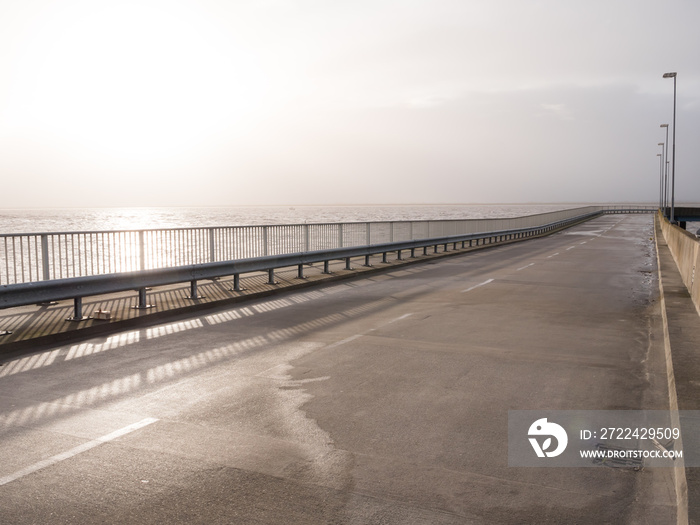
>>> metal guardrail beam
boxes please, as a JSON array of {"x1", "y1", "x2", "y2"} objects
[{"x1": 0, "y1": 211, "x2": 604, "y2": 315}]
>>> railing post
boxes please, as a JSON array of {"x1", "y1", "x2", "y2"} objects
[
  {"x1": 209, "y1": 228, "x2": 216, "y2": 263},
  {"x1": 366, "y1": 223, "x2": 371, "y2": 246},
  {"x1": 40, "y1": 234, "x2": 50, "y2": 280},
  {"x1": 263, "y1": 226, "x2": 269, "y2": 257},
  {"x1": 338, "y1": 224, "x2": 344, "y2": 249},
  {"x1": 304, "y1": 224, "x2": 310, "y2": 252},
  {"x1": 139, "y1": 230, "x2": 146, "y2": 271}
]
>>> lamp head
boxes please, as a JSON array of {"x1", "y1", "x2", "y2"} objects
[
  {"x1": 663, "y1": 72, "x2": 677, "y2": 78},
  {"x1": 660, "y1": 124, "x2": 669, "y2": 128}
]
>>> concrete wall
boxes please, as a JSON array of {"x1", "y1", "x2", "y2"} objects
[{"x1": 659, "y1": 211, "x2": 700, "y2": 315}]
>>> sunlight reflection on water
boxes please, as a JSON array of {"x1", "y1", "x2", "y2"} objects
[{"x1": 0, "y1": 204, "x2": 586, "y2": 234}]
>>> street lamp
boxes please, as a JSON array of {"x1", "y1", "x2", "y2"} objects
[
  {"x1": 663, "y1": 72, "x2": 677, "y2": 223},
  {"x1": 657, "y1": 153, "x2": 663, "y2": 209},
  {"x1": 658, "y1": 144, "x2": 664, "y2": 210},
  {"x1": 660, "y1": 124, "x2": 669, "y2": 214}
]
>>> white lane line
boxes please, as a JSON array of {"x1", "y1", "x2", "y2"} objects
[
  {"x1": 386, "y1": 313, "x2": 413, "y2": 324},
  {"x1": 0, "y1": 418, "x2": 159, "y2": 487},
  {"x1": 547, "y1": 253, "x2": 559, "y2": 258},
  {"x1": 325, "y1": 334, "x2": 364, "y2": 349},
  {"x1": 579, "y1": 241, "x2": 587, "y2": 245},
  {"x1": 566, "y1": 246, "x2": 576, "y2": 250},
  {"x1": 516, "y1": 263, "x2": 535, "y2": 271},
  {"x1": 326, "y1": 313, "x2": 413, "y2": 348},
  {"x1": 461, "y1": 278, "x2": 494, "y2": 293}
]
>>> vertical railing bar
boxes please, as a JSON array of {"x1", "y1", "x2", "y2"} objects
[
  {"x1": 18, "y1": 236, "x2": 25, "y2": 283},
  {"x1": 139, "y1": 230, "x2": 146, "y2": 271},
  {"x1": 3, "y1": 237, "x2": 8, "y2": 285}
]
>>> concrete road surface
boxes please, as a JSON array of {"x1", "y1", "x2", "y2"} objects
[{"x1": 0, "y1": 214, "x2": 678, "y2": 524}]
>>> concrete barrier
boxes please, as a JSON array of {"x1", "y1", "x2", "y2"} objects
[{"x1": 659, "y1": 211, "x2": 700, "y2": 316}]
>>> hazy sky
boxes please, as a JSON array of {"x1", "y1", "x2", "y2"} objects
[{"x1": 1, "y1": 0, "x2": 698, "y2": 207}]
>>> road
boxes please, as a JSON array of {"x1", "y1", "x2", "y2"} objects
[{"x1": 0, "y1": 214, "x2": 678, "y2": 524}]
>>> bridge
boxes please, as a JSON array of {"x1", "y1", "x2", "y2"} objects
[{"x1": 1, "y1": 206, "x2": 699, "y2": 524}]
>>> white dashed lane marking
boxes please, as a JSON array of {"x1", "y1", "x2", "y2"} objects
[{"x1": 461, "y1": 279, "x2": 494, "y2": 293}]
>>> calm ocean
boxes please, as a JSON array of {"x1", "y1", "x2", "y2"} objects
[{"x1": 0, "y1": 204, "x2": 592, "y2": 234}]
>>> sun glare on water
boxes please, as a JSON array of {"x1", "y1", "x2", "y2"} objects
[{"x1": 6, "y1": 1, "x2": 272, "y2": 166}]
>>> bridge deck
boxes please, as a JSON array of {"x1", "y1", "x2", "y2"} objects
[{"x1": 0, "y1": 214, "x2": 696, "y2": 523}]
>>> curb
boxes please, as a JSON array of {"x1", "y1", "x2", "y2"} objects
[{"x1": 654, "y1": 212, "x2": 689, "y2": 525}]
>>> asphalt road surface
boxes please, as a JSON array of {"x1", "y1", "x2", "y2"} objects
[{"x1": 0, "y1": 214, "x2": 678, "y2": 524}]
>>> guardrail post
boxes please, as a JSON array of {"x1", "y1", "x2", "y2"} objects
[
  {"x1": 189, "y1": 280, "x2": 201, "y2": 299},
  {"x1": 67, "y1": 297, "x2": 88, "y2": 321},
  {"x1": 267, "y1": 268, "x2": 277, "y2": 285},
  {"x1": 410, "y1": 247, "x2": 416, "y2": 258},
  {"x1": 423, "y1": 246, "x2": 428, "y2": 256},
  {"x1": 231, "y1": 274, "x2": 243, "y2": 292},
  {"x1": 323, "y1": 260, "x2": 331, "y2": 274},
  {"x1": 133, "y1": 288, "x2": 154, "y2": 309},
  {"x1": 40, "y1": 234, "x2": 51, "y2": 280},
  {"x1": 345, "y1": 257, "x2": 352, "y2": 270},
  {"x1": 382, "y1": 252, "x2": 388, "y2": 263},
  {"x1": 297, "y1": 264, "x2": 305, "y2": 279},
  {"x1": 397, "y1": 250, "x2": 402, "y2": 260},
  {"x1": 364, "y1": 255, "x2": 372, "y2": 267}
]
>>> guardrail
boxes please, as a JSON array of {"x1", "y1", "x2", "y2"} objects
[
  {"x1": 0, "y1": 207, "x2": 654, "y2": 325},
  {"x1": 0, "y1": 205, "x2": 656, "y2": 286}
]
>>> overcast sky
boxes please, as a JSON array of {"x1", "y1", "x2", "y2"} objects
[{"x1": 0, "y1": 0, "x2": 698, "y2": 207}]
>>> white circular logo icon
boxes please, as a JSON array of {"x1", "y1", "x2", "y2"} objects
[{"x1": 528, "y1": 418, "x2": 568, "y2": 458}]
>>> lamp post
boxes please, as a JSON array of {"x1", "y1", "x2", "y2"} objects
[
  {"x1": 660, "y1": 124, "x2": 669, "y2": 214},
  {"x1": 663, "y1": 72, "x2": 677, "y2": 223},
  {"x1": 658, "y1": 143, "x2": 665, "y2": 210},
  {"x1": 657, "y1": 153, "x2": 663, "y2": 209}
]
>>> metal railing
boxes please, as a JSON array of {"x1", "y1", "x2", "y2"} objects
[{"x1": 0, "y1": 205, "x2": 655, "y2": 286}]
